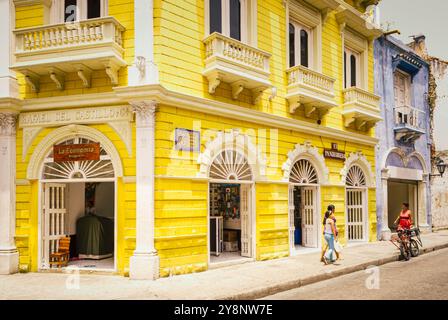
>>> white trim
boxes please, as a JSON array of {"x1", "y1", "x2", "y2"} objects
[
  {"x1": 115, "y1": 84, "x2": 380, "y2": 146},
  {"x1": 197, "y1": 129, "x2": 267, "y2": 180},
  {"x1": 344, "y1": 28, "x2": 368, "y2": 90},
  {"x1": 26, "y1": 124, "x2": 124, "y2": 180},
  {"x1": 282, "y1": 142, "x2": 329, "y2": 184},
  {"x1": 340, "y1": 151, "x2": 375, "y2": 187}
]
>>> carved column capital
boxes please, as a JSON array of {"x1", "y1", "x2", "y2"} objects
[
  {"x1": 0, "y1": 113, "x2": 18, "y2": 136},
  {"x1": 131, "y1": 101, "x2": 157, "y2": 128}
]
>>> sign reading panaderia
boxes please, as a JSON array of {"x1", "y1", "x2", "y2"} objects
[
  {"x1": 19, "y1": 106, "x2": 133, "y2": 128},
  {"x1": 54, "y1": 143, "x2": 100, "y2": 162},
  {"x1": 324, "y1": 143, "x2": 346, "y2": 161}
]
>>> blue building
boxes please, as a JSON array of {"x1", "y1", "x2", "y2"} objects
[{"x1": 374, "y1": 35, "x2": 432, "y2": 240}]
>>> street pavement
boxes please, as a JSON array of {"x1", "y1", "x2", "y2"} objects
[
  {"x1": 263, "y1": 247, "x2": 448, "y2": 300},
  {"x1": 1, "y1": 230, "x2": 448, "y2": 300}
]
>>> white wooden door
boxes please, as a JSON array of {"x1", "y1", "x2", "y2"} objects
[
  {"x1": 288, "y1": 186, "x2": 295, "y2": 252},
  {"x1": 240, "y1": 184, "x2": 252, "y2": 257},
  {"x1": 347, "y1": 189, "x2": 366, "y2": 241},
  {"x1": 42, "y1": 183, "x2": 67, "y2": 267},
  {"x1": 394, "y1": 71, "x2": 410, "y2": 107},
  {"x1": 301, "y1": 187, "x2": 317, "y2": 247}
]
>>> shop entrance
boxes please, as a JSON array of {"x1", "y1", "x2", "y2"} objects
[
  {"x1": 289, "y1": 186, "x2": 318, "y2": 251},
  {"x1": 39, "y1": 137, "x2": 116, "y2": 271},
  {"x1": 209, "y1": 183, "x2": 253, "y2": 264},
  {"x1": 387, "y1": 180, "x2": 418, "y2": 230}
]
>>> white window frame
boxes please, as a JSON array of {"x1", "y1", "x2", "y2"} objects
[
  {"x1": 286, "y1": 0, "x2": 322, "y2": 72},
  {"x1": 205, "y1": 0, "x2": 258, "y2": 46},
  {"x1": 344, "y1": 47, "x2": 361, "y2": 88},
  {"x1": 289, "y1": 21, "x2": 314, "y2": 69},
  {"x1": 343, "y1": 28, "x2": 368, "y2": 90},
  {"x1": 51, "y1": 0, "x2": 108, "y2": 24}
]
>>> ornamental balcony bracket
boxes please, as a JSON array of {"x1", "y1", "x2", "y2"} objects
[
  {"x1": 11, "y1": 17, "x2": 126, "y2": 92},
  {"x1": 336, "y1": 6, "x2": 383, "y2": 40},
  {"x1": 342, "y1": 87, "x2": 382, "y2": 131},
  {"x1": 286, "y1": 65, "x2": 337, "y2": 118},
  {"x1": 203, "y1": 32, "x2": 272, "y2": 103}
]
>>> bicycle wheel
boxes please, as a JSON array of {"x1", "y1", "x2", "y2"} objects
[
  {"x1": 410, "y1": 239, "x2": 420, "y2": 257},
  {"x1": 400, "y1": 242, "x2": 410, "y2": 261}
]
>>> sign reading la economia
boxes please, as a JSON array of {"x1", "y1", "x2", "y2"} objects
[{"x1": 53, "y1": 143, "x2": 100, "y2": 162}]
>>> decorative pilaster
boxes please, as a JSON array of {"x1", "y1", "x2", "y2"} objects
[
  {"x1": 0, "y1": 112, "x2": 19, "y2": 274},
  {"x1": 418, "y1": 173, "x2": 431, "y2": 232},
  {"x1": 129, "y1": 101, "x2": 159, "y2": 280},
  {"x1": 380, "y1": 168, "x2": 391, "y2": 240},
  {"x1": 128, "y1": 0, "x2": 159, "y2": 85}
]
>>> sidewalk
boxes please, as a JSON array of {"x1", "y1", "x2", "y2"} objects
[{"x1": 1, "y1": 230, "x2": 448, "y2": 300}]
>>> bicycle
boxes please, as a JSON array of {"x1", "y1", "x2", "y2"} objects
[{"x1": 390, "y1": 226, "x2": 422, "y2": 260}]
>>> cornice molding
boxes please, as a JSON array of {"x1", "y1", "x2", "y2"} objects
[{"x1": 114, "y1": 84, "x2": 379, "y2": 146}]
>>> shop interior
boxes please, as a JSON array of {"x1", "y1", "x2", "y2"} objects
[
  {"x1": 292, "y1": 186, "x2": 303, "y2": 249},
  {"x1": 209, "y1": 183, "x2": 247, "y2": 264},
  {"x1": 65, "y1": 182, "x2": 115, "y2": 270},
  {"x1": 388, "y1": 180, "x2": 418, "y2": 230}
]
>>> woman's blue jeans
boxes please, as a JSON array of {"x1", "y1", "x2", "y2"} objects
[{"x1": 324, "y1": 233, "x2": 336, "y2": 262}]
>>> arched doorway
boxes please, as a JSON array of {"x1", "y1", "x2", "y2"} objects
[
  {"x1": 288, "y1": 159, "x2": 320, "y2": 252},
  {"x1": 208, "y1": 149, "x2": 255, "y2": 265},
  {"x1": 345, "y1": 165, "x2": 368, "y2": 242},
  {"x1": 34, "y1": 131, "x2": 120, "y2": 271}
]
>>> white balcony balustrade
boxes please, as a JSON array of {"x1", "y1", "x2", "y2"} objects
[
  {"x1": 394, "y1": 105, "x2": 426, "y2": 142},
  {"x1": 342, "y1": 87, "x2": 382, "y2": 131},
  {"x1": 12, "y1": 17, "x2": 126, "y2": 92},
  {"x1": 286, "y1": 65, "x2": 336, "y2": 117},
  {"x1": 203, "y1": 32, "x2": 272, "y2": 103}
]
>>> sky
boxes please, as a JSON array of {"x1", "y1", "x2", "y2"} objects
[{"x1": 379, "y1": 0, "x2": 448, "y2": 151}]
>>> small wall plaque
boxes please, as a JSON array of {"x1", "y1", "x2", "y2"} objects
[
  {"x1": 174, "y1": 128, "x2": 200, "y2": 152},
  {"x1": 324, "y1": 143, "x2": 346, "y2": 161}
]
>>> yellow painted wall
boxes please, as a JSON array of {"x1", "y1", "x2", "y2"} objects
[
  {"x1": 15, "y1": 123, "x2": 136, "y2": 274},
  {"x1": 154, "y1": 104, "x2": 376, "y2": 275},
  {"x1": 14, "y1": 1, "x2": 135, "y2": 100},
  {"x1": 153, "y1": 0, "x2": 377, "y2": 136}
]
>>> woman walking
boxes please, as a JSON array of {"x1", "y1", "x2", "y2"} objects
[
  {"x1": 320, "y1": 205, "x2": 340, "y2": 262},
  {"x1": 322, "y1": 207, "x2": 338, "y2": 265}
]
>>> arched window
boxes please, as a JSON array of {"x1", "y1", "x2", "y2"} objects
[
  {"x1": 289, "y1": 159, "x2": 318, "y2": 184},
  {"x1": 229, "y1": 0, "x2": 241, "y2": 41},
  {"x1": 42, "y1": 137, "x2": 114, "y2": 180},
  {"x1": 288, "y1": 21, "x2": 312, "y2": 69},
  {"x1": 345, "y1": 165, "x2": 367, "y2": 187},
  {"x1": 210, "y1": 0, "x2": 222, "y2": 34},
  {"x1": 344, "y1": 47, "x2": 360, "y2": 88},
  {"x1": 289, "y1": 23, "x2": 295, "y2": 68},
  {"x1": 209, "y1": 150, "x2": 253, "y2": 181},
  {"x1": 300, "y1": 29, "x2": 309, "y2": 68}
]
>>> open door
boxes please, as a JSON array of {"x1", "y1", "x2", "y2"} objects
[
  {"x1": 301, "y1": 187, "x2": 317, "y2": 247},
  {"x1": 240, "y1": 184, "x2": 252, "y2": 257},
  {"x1": 42, "y1": 183, "x2": 67, "y2": 268},
  {"x1": 288, "y1": 186, "x2": 295, "y2": 253}
]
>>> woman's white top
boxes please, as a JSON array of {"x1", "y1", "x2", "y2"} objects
[{"x1": 324, "y1": 218, "x2": 333, "y2": 234}]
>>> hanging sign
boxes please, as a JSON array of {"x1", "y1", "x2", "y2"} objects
[
  {"x1": 174, "y1": 128, "x2": 200, "y2": 152},
  {"x1": 53, "y1": 143, "x2": 100, "y2": 162},
  {"x1": 324, "y1": 143, "x2": 346, "y2": 161}
]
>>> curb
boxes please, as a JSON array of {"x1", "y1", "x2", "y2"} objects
[{"x1": 220, "y1": 242, "x2": 448, "y2": 300}]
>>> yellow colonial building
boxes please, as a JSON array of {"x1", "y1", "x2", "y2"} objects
[{"x1": 0, "y1": 0, "x2": 383, "y2": 279}]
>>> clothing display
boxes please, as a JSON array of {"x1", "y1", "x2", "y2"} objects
[{"x1": 76, "y1": 214, "x2": 114, "y2": 259}]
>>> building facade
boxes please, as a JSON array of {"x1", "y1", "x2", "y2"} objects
[
  {"x1": 0, "y1": 0, "x2": 383, "y2": 278},
  {"x1": 374, "y1": 35, "x2": 431, "y2": 240}
]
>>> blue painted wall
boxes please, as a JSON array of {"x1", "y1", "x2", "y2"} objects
[{"x1": 374, "y1": 36, "x2": 431, "y2": 239}]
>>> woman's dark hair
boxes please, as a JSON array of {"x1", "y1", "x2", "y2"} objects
[
  {"x1": 327, "y1": 204, "x2": 335, "y2": 213},
  {"x1": 323, "y1": 211, "x2": 331, "y2": 225},
  {"x1": 402, "y1": 202, "x2": 409, "y2": 208}
]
